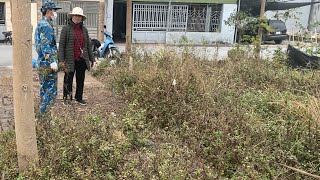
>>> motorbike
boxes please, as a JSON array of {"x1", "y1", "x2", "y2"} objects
[
  {"x1": 1, "y1": 31, "x2": 12, "y2": 45},
  {"x1": 91, "y1": 25, "x2": 121, "y2": 64}
]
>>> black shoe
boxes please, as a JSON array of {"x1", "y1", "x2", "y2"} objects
[
  {"x1": 76, "y1": 99, "x2": 87, "y2": 106},
  {"x1": 63, "y1": 97, "x2": 71, "y2": 106}
]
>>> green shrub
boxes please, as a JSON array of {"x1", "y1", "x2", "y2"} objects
[{"x1": 0, "y1": 114, "x2": 131, "y2": 179}]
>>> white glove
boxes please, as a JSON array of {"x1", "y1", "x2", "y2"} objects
[{"x1": 50, "y1": 62, "x2": 58, "y2": 72}]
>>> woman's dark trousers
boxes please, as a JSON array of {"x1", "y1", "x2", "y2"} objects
[{"x1": 63, "y1": 60, "x2": 86, "y2": 101}]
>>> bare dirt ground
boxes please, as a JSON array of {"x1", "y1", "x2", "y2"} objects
[
  {"x1": 0, "y1": 68, "x2": 123, "y2": 132},
  {"x1": 0, "y1": 67, "x2": 13, "y2": 132}
]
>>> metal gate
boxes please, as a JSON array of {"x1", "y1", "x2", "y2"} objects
[
  {"x1": 132, "y1": 3, "x2": 224, "y2": 43},
  {"x1": 54, "y1": 1, "x2": 99, "y2": 40},
  {"x1": 132, "y1": 3, "x2": 189, "y2": 43},
  {"x1": 133, "y1": 4, "x2": 169, "y2": 43},
  {"x1": 133, "y1": 4, "x2": 169, "y2": 31},
  {"x1": 168, "y1": 5, "x2": 188, "y2": 32}
]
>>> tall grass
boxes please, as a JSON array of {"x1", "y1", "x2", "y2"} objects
[
  {"x1": 1, "y1": 45, "x2": 319, "y2": 179},
  {"x1": 95, "y1": 46, "x2": 320, "y2": 178}
]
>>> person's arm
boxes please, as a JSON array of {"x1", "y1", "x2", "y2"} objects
[
  {"x1": 39, "y1": 24, "x2": 58, "y2": 65},
  {"x1": 58, "y1": 26, "x2": 67, "y2": 63},
  {"x1": 84, "y1": 27, "x2": 95, "y2": 65}
]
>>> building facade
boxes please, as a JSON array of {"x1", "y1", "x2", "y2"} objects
[
  {"x1": 106, "y1": 0, "x2": 238, "y2": 44},
  {"x1": 308, "y1": 0, "x2": 320, "y2": 33},
  {"x1": 35, "y1": 0, "x2": 104, "y2": 41},
  {"x1": 0, "y1": 0, "x2": 103, "y2": 43},
  {"x1": 2, "y1": 0, "x2": 237, "y2": 45},
  {"x1": 0, "y1": 0, "x2": 37, "y2": 42},
  {"x1": 134, "y1": 0, "x2": 237, "y2": 44},
  {"x1": 0, "y1": 0, "x2": 11, "y2": 40}
]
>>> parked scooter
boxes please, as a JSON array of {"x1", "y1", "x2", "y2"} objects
[
  {"x1": 1, "y1": 31, "x2": 12, "y2": 45},
  {"x1": 91, "y1": 25, "x2": 121, "y2": 64}
]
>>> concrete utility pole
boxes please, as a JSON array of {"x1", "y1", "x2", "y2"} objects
[
  {"x1": 257, "y1": 0, "x2": 266, "y2": 59},
  {"x1": 11, "y1": 0, "x2": 39, "y2": 172},
  {"x1": 126, "y1": 0, "x2": 132, "y2": 53}
]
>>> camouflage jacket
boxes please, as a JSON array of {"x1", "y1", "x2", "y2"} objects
[{"x1": 35, "y1": 16, "x2": 58, "y2": 67}]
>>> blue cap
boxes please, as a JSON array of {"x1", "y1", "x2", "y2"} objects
[{"x1": 41, "y1": 0, "x2": 61, "y2": 11}]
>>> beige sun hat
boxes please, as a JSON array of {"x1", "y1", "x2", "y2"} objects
[{"x1": 68, "y1": 7, "x2": 87, "y2": 21}]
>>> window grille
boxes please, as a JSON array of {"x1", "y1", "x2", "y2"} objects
[
  {"x1": 210, "y1": 11, "x2": 221, "y2": 32},
  {"x1": 133, "y1": 4, "x2": 169, "y2": 31},
  {"x1": 0, "y1": 3, "x2": 5, "y2": 25},
  {"x1": 54, "y1": 1, "x2": 98, "y2": 27},
  {"x1": 187, "y1": 4, "x2": 222, "y2": 32},
  {"x1": 55, "y1": 1, "x2": 71, "y2": 12},
  {"x1": 209, "y1": 4, "x2": 222, "y2": 32},
  {"x1": 169, "y1": 5, "x2": 188, "y2": 31},
  {"x1": 52, "y1": 1, "x2": 99, "y2": 39},
  {"x1": 54, "y1": 1, "x2": 71, "y2": 26},
  {"x1": 133, "y1": 3, "x2": 222, "y2": 33},
  {"x1": 188, "y1": 5, "x2": 207, "y2": 32}
]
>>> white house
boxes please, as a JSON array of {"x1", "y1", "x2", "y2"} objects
[
  {"x1": 0, "y1": 0, "x2": 11, "y2": 40},
  {"x1": 2, "y1": 0, "x2": 238, "y2": 45},
  {"x1": 105, "y1": 0, "x2": 238, "y2": 45}
]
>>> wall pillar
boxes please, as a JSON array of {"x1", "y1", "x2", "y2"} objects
[
  {"x1": 4, "y1": 0, "x2": 12, "y2": 31},
  {"x1": 220, "y1": 4, "x2": 237, "y2": 44},
  {"x1": 36, "y1": 0, "x2": 42, "y2": 23},
  {"x1": 98, "y1": 0, "x2": 105, "y2": 42},
  {"x1": 105, "y1": 0, "x2": 113, "y2": 35}
]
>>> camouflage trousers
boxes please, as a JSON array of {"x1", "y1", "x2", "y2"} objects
[{"x1": 39, "y1": 73, "x2": 57, "y2": 114}]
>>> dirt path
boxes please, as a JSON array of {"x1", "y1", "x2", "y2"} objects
[{"x1": 0, "y1": 68, "x2": 122, "y2": 132}]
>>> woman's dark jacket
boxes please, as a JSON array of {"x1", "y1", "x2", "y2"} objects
[{"x1": 58, "y1": 20, "x2": 94, "y2": 72}]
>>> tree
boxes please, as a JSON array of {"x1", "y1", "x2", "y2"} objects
[
  {"x1": 225, "y1": 11, "x2": 253, "y2": 44},
  {"x1": 11, "y1": 0, "x2": 39, "y2": 172},
  {"x1": 225, "y1": 11, "x2": 271, "y2": 44}
]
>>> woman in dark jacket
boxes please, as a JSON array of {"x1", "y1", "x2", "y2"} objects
[{"x1": 58, "y1": 7, "x2": 95, "y2": 106}]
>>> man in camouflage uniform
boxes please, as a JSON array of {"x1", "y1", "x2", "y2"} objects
[{"x1": 34, "y1": 0, "x2": 61, "y2": 114}]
